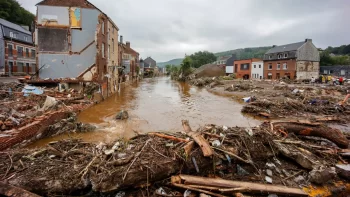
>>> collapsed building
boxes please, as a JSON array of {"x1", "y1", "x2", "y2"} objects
[{"x1": 31, "y1": 0, "x2": 133, "y2": 98}]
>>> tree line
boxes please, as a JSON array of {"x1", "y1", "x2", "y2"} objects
[
  {"x1": 0, "y1": 0, "x2": 35, "y2": 30},
  {"x1": 320, "y1": 44, "x2": 350, "y2": 66}
]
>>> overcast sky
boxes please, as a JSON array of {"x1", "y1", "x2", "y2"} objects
[{"x1": 19, "y1": 0, "x2": 350, "y2": 62}]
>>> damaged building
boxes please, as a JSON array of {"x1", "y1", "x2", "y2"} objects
[{"x1": 33, "y1": 0, "x2": 121, "y2": 97}]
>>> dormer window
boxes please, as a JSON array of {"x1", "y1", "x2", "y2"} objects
[
  {"x1": 278, "y1": 54, "x2": 282, "y2": 59},
  {"x1": 269, "y1": 55, "x2": 272, "y2": 60},
  {"x1": 284, "y1": 53, "x2": 288, "y2": 58}
]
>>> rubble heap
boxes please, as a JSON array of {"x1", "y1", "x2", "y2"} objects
[{"x1": 0, "y1": 120, "x2": 349, "y2": 196}]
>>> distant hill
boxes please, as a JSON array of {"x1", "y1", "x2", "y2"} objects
[
  {"x1": 159, "y1": 46, "x2": 272, "y2": 67},
  {"x1": 157, "y1": 58, "x2": 183, "y2": 67},
  {"x1": 214, "y1": 46, "x2": 271, "y2": 59}
]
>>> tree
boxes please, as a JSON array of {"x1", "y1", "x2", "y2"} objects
[
  {"x1": 0, "y1": 0, "x2": 35, "y2": 30},
  {"x1": 180, "y1": 56, "x2": 193, "y2": 77},
  {"x1": 189, "y1": 51, "x2": 216, "y2": 68},
  {"x1": 165, "y1": 64, "x2": 172, "y2": 73}
]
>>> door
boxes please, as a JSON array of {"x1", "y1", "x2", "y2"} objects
[
  {"x1": 26, "y1": 63, "x2": 30, "y2": 74},
  {"x1": 8, "y1": 62, "x2": 13, "y2": 76}
]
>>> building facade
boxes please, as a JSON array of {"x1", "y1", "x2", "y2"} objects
[
  {"x1": 234, "y1": 58, "x2": 261, "y2": 79},
  {"x1": 251, "y1": 60, "x2": 263, "y2": 79},
  {"x1": 320, "y1": 65, "x2": 350, "y2": 78},
  {"x1": 144, "y1": 57, "x2": 156, "y2": 68},
  {"x1": 225, "y1": 55, "x2": 236, "y2": 75},
  {"x1": 35, "y1": 0, "x2": 120, "y2": 97},
  {"x1": 263, "y1": 39, "x2": 320, "y2": 80},
  {"x1": 0, "y1": 19, "x2": 36, "y2": 76}
]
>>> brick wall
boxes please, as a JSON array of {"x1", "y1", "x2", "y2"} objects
[
  {"x1": 4, "y1": 40, "x2": 36, "y2": 75},
  {"x1": 263, "y1": 59, "x2": 297, "y2": 79},
  {"x1": 0, "y1": 110, "x2": 69, "y2": 151}
]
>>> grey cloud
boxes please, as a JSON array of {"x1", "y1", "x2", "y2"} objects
[{"x1": 18, "y1": 0, "x2": 350, "y2": 62}]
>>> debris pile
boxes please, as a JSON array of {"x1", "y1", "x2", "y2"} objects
[
  {"x1": 1, "y1": 120, "x2": 349, "y2": 196},
  {"x1": 190, "y1": 77, "x2": 223, "y2": 88}
]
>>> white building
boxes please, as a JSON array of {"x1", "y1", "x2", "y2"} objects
[{"x1": 251, "y1": 61, "x2": 263, "y2": 79}]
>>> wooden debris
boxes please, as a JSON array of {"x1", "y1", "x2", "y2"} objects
[
  {"x1": 148, "y1": 132, "x2": 189, "y2": 143},
  {"x1": 184, "y1": 141, "x2": 195, "y2": 156},
  {"x1": 0, "y1": 182, "x2": 41, "y2": 197},
  {"x1": 182, "y1": 120, "x2": 213, "y2": 157},
  {"x1": 272, "y1": 122, "x2": 349, "y2": 148},
  {"x1": 172, "y1": 175, "x2": 307, "y2": 196}
]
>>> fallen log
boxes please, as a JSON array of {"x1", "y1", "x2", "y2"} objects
[
  {"x1": 148, "y1": 132, "x2": 189, "y2": 143},
  {"x1": 172, "y1": 175, "x2": 307, "y2": 196},
  {"x1": 272, "y1": 122, "x2": 349, "y2": 148},
  {"x1": 0, "y1": 182, "x2": 41, "y2": 197},
  {"x1": 182, "y1": 120, "x2": 213, "y2": 157}
]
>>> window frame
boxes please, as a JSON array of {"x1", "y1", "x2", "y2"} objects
[
  {"x1": 17, "y1": 62, "x2": 24, "y2": 72},
  {"x1": 283, "y1": 63, "x2": 288, "y2": 70},
  {"x1": 17, "y1": 46, "x2": 24, "y2": 58},
  {"x1": 102, "y1": 43, "x2": 105, "y2": 58},
  {"x1": 7, "y1": 44, "x2": 13, "y2": 57},
  {"x1": 26, "y1": 48, "x2": 29, "y2": 58},
  {"x1": 254, "y1": 64, "x2": 256, "y2": 68},
  {"x1": 284, "y1": 53, "x2": 288, "y2": 58},
  {"x1": 277, "y1": 63, "x2": 281, "y2": 70},
  {"x1": 278, "y1": 54, "x2": 282, "y2": 59},
  {"x1": 31, "y1": 49, "x2": 36, "y2": 59},
  {"x1": 268, "y1": 64, "x2": 272, "y2": 70}
]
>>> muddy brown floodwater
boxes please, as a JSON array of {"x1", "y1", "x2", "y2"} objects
[{"x1": 29, "y1": 77, "x2": 261, "y2": 147}]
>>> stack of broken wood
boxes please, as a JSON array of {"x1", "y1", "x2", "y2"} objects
[{"x1": 0, "y1": 120, "x2": 349, "y2": 196}]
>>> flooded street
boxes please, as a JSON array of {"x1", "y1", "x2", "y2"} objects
[{"x1": 29, "y1": 77, "x2": 260, "y2": 146}]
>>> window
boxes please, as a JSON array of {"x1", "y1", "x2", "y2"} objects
[
  {"x1": 323, "y1": 70, "x2": 328, "y2": 74},
  {"x1": 108, "y1": 45, "x2": 110, "y2": 59},
  {"x1": 284, "y1": 53, "x2": 288, "y2": 58},
  {"x1": 17, "y1": 46, "x2": 23, "y2": 58},
  {"x1": 341, "y1": 70, "x2": 345, "y2": 76},
  {"x1": 268, "y1": 64, "x2": 272, "y2": 70},
  {"x1": 259, "y1": 64, "x2": 261, "y2": 68},
  {"x1": 330, "y1": 70, "x2": 334, "y2": 74},
  {"x1": 25, "y1": 63, "x2": 30, "y2": 73},
  {"x1": 31, "y1": 49, "x2": 35, "y2": 59},
  {"x1": 283, "y1": 63, "x2": 287, "y2": 70},
  {"x1": 277, "y1": 63, "x2": 281, "y2": 70},
  {"x1": 254, "y1": 65, "x2": 256, "y2": 68},
  {"x1": 10, "y1": 32, "x2": 13, "y2": 38},
  {"x1": 17, "y1": 62, "x2": 24, "y2": 72},
  {"x1": 26, "y1": 48, "x2": 29, "y2": 57},
  {"x1": 8, "y1": 44, "x2": 13, "y2": 57},
  {"x1": 112, "y1": 39, "x2": 114, "y2": 52},
  {"x1": 102, "y1": 43, "x2": 105, "y2": 58},
  {"x1": 268, "y1": 73, "x2": 272, "y2": 79},
  {"x1": 276, "y1": 73, "x2": 280, "y2": 79},
  {"x1": 24, "y1": 36, "x2": 28, "y2": 42},
  {"x1": 278, "y1": 54, "x2": 282, "y2": 59},
  {"x1": 31, "y1": 63, "x2": 36, "y2": 73},
  {"x1": 240, "y1": 63, "x2": 249, "y2": 70},
  {"x1": 269, "y1": 55, "x2": 272, "y2": 60},
  {"x1": 101, "y1": 21, "x2": 105, "y2": 34}
]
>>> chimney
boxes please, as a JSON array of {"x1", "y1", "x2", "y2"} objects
[
  {"x1": 305, "y1": 38, "x2": 312, "y2": 43},
  {"x1": 120, "y1": 35, "x2": 123, "y2": 44},
  {"x1": 126, "y1": 41, "x2": 130, "y2": 48},
  {"x1": 272, "y1": 45, "x2": 277, "y2": 48}
]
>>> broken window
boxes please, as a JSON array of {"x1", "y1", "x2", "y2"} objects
[
  {"x1": 268, "y1": 73, "x2": 272, "y2": 79},
  {"x1": 70, "y1": 7, "x2": 81, "y2": 28},
  {"x1": 8, "y1": 44, "x2": 13, "y2": 57},
  {"x1": 17, "y1": 46, "x2": 23, "y2": 57}
]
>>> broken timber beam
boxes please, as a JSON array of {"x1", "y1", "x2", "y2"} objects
[
  {"x1": 272, "y1": 122, "x2": 349, "y2": 148},
  {"x1": 182, "y1": 120, "x2": 213, "y2": 157},
  {"x1": 172, "y1": 175, "x2": 307, "y2": 196}
]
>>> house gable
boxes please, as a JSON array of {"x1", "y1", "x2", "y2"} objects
[{"x1": 296, "y1": 41, "x2": 320, "y2": 62}]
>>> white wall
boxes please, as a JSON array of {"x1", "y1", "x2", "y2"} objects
[
  {"x1": 251, "y1": 61, "x2": 263, "y2": 79},
  {"x1": 226, "y1": 65, "x2": 233, "y2": 74}
]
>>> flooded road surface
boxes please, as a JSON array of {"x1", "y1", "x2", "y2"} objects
[{"x1": 29, "y1": 77, "x2": 260, "y2": 146}]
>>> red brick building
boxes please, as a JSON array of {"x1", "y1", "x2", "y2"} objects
[
  {"x1": 263, "y1": 39, "x2": 320, "y2": 80},
  {"x1": 234, "y1": 58, "x2": 262, "y2": 79},
  {"x1": 0, "y1": 19, "x2": 36, "y2": 76}
]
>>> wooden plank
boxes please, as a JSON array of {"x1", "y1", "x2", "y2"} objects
[
  {"x1": 174, "y1": 175, "x2": 307, "y2": 196},
  {"x1": 182, "y1": 120, "x2": 213, "y2": 157}
]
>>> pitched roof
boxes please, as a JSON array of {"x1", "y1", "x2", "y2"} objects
[
  {"x1": 124, "y1": 47, "x2": 139, "y2": 56},
  {"x1": 218, "y1": 56, "x2": 231, "y2": 61},
  {"x1": 0, "y1": 19, "x2": 31, "y2": 35},
  {"x1": 144, "y1": 57, "x2": 156, "y2": 62},
  {"x1": 266, "y1": 41, "x2": 305, "y2": 54},
  {"x1": 226, "y1": 56, "x2": 235, "y2": 66}
]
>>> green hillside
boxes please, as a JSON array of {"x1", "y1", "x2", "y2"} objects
[
  {"x1": 159, "y1": 46, "x2": 272, "y2": 67},
  {"x1": 157, "y1": 58, "x2": 183, "y2": 67},
  {"x1": 214, "y1": 46, "x2": 271, "y2": 59}
]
